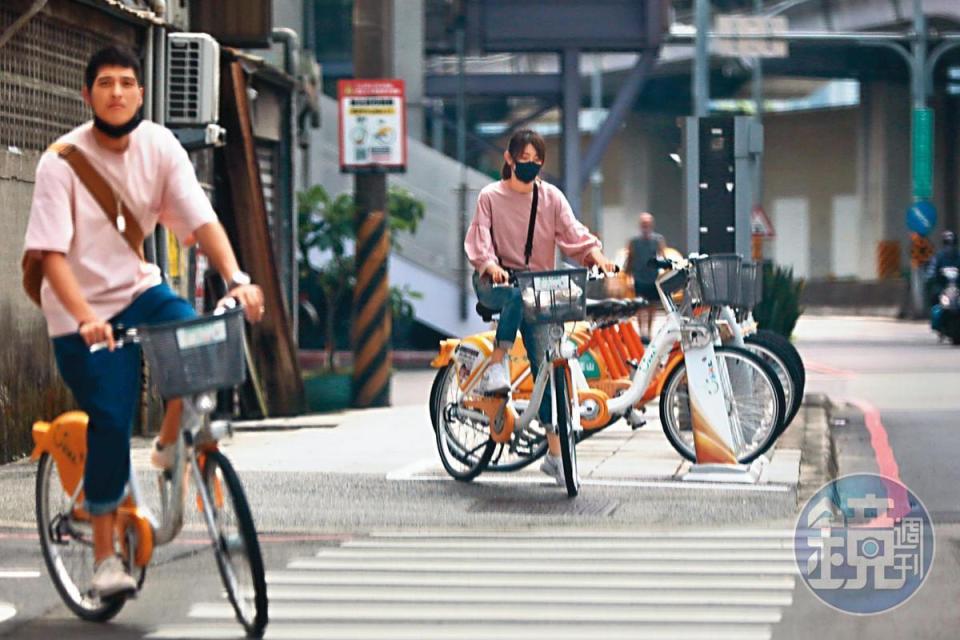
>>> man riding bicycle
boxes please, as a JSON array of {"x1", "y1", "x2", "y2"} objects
[{"x1": 22, "y1": 46, "x2": 264, "y2": 598}]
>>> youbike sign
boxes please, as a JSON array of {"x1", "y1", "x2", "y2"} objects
[
  {"x1": 794, "y1": 473, "x2": 934, "y2": 615},
  {"x1": 338, "y1": 78, "x2": 407, "y2": 173}
]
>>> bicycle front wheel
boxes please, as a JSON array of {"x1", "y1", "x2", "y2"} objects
[
  {"x1": 433, "y1": 364, "x2": 495, "y2": 481},
  {"x1": 555, "y1": 370, "x2": 581, "y2": 497},
  {"x1": 36, "y1": 453, "x2": 131, "y2": 622},
  {"x1": 201, "y1": 450, "x2": 268, "y2": 638},
  {"x1": 660, "y1": 346, "x2": 785, "y2": 463}
]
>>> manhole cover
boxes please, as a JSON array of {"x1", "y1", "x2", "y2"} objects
[{"x1": 469, "y1": 497, "x2": 619, "y2": 517}]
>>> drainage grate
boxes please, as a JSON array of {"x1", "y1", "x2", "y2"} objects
[{"x1": 469, "y1": 497, "x2": 619, "y2": 517}]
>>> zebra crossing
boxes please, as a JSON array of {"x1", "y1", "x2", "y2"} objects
[{"x1": 148, "y1": 529, "x2": 800, "y2": 640}]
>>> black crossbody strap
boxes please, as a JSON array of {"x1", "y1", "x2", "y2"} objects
[{"x1": 523, "y1": 184, "x2": 539, "y2": 266}]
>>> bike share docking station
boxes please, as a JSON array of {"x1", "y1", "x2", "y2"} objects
[{"x1": 682, "y1": 116, "x2": 771, "y2": 485}]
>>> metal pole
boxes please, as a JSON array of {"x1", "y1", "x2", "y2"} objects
[
  {"x1": 352, "y1": 0, "x2": 392, "y2": 407},
  {"x1": 456, "y1": 25, "x2": 468, "y2": 321},
  {"x1": 693, "y1": 0, "x2": 710, "y2": 117},
  {"x1": 590, "y1": 57, "x2": 603, "y2": 238},
  {"x1": 910, "y1": 0, "x2": 929, "y2": 317},
  {"x1": 752, "y1": 0, "x2": 764, "y2": 208},
  {"x1": 562, "y1": 48, "x2": 581, "y2": 215}
]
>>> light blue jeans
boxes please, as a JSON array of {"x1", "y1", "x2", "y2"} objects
[{"x1": 473, "y1": 272, "x2": 552, "y2": 425}]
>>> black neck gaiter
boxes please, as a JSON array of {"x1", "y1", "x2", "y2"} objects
[{"x1": 93, "y1": 112, "x2": 142, "y2": 139}]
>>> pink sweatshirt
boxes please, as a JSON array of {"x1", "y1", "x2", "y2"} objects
[{"x1": 465, "y1": 179, "x2": 601, "y2": 273}]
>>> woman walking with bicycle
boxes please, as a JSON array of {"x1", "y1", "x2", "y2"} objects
[
  {"x1": 22, "y1": 46, "x2": 264, "y2": 599},
  {"x1": 465, "y1": 129, "x2": 616, "y2": 485}
]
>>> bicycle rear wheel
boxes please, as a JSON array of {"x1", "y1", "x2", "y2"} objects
[
  {"x1": 555, "y1": 370, "x2": 581, "y2": 497},
  {"x1": 744, "y1": 334, "x2": 803, "y2": 430},
  {"x1": 660, "y1": 346, "x2": 785, "y2": 463},
  {"x1": 36, "y1": 453, "x2": 132, "y2": 622},
  {"x1": 201, "y1": 450, "x2": 268, "y2": 638}
]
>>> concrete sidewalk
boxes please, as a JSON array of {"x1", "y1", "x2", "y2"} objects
[{"x1": 218, "y1": 370, "x2": 828, "y2": 497}]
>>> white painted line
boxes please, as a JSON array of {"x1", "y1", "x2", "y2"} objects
[
  {"x1": 267, "y1": 570, "x2": 796, "y2": 590},
  {"x1": 391, "y1": 472, "x2": 792, "y2": 492},
  {"x1": 366, "y1": 529, "x2": 797, "y2": 539},
  {"x1": 189, "y1": 601, "x2": 783, "y2": 624},
  {"x1": 149, "y1": 622, "x2": 772, "y2": 640},
  {"x1": 264, "y1": 584, "x2": 794, "y2": 607},
  {"x1": 314, "y1": 548, "x2": 796, "y2": 562},
  {"x1": 385, "y1": 458, "x2": 438, "y2": 481},
  {"x1": 0, "y1": 603, "x2": 14, "y2": 623},
  {"x1": 285, "y1": 558, "x2": 799, "y2": 575},
  {"x1": 343, "y1": 539, "x2": 797, "y2": 551},
  {"x1": 0, "y1": 570, "x2": 40, "y2": 579}
]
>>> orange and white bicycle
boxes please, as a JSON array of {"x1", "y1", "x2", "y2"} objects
[{"x1": 31, "y1": 305, "x2": 268, "y2": 638}]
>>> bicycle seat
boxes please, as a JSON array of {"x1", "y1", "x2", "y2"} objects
[
  {"x1": 622, "y1": 297, "x2": 650, "y2": 314},
  {"x1": 585, "y1": 299, "x2": 627, "y2": 320},
  {"x1": 475, "y1": 302, "x2": 499, "y2": 322}
]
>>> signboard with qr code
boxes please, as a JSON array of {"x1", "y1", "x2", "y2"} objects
[
  {"x1": 338, "y1": 79, "x2": 407, "y2": 173},
  {"x1": 176, "y1": 319, "x2": 227, "y2": 350}
]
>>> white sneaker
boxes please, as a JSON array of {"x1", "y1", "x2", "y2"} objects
[
  {"x1": 539, "y1": 453, "x2": 565, "y2": 486},
  {"x1": 150, "y1": 437, "x2": 175, "y2": 471},
  {"x1": 480, "y1": 361, "x2": 510, "y2": 394},
  {"x1": 90, "y1": 556, "x2": 137, "y2": 599}
]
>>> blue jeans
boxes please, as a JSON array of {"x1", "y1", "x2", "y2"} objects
[
  {"x1": 473, "y1": 272, "x2": 553, "y2": 425},
  {"x1": 52, "y1": 283, "x2": 197, "y2": 515}
]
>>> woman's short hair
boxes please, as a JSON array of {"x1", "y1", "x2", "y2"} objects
[{"x1": 501, "y1": 129, "x2": 546, "y2": 180}]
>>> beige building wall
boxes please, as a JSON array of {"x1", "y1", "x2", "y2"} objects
[
  {"x1": 762, "y1": 107, "x2": 860, "y2": 279},
  {"x1": 0, "y1": 149, "x2": 43, "y2": 325}
]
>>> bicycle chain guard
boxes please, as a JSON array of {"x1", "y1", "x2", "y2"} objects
[{"x1": 463, "y1": 396, "x2": 517, "y2": 444}]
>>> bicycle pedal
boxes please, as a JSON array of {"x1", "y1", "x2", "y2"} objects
[{"x1": 630, "y1": 418, "x2": 647, "y2": 430}]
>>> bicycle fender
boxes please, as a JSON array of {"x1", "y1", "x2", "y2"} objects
[
  {"x1": 431, "y1": 339, "x2": 460, "y2": 368},
  {"x1": 32, "y1": 412, "x2": 89, "y2": 499}
]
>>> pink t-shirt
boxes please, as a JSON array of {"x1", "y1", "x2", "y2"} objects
[
  {"x1": 23, "y1": 121, "x2": 217, "y2": 336},
  {"x1": 464, "y1": 179, "x2": 601, "y2": 273}
]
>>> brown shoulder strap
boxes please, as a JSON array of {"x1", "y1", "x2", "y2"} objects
[{"x1": 48, "y1": 142, "x2": 145, "y2": 260}]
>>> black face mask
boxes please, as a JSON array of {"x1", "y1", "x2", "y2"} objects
[
  {"x1": 93, "y1": 112, "x2": 142, "y2": 139},
  {"x1": 513, "y1": 161, "x2": 541, "y2": 184}
]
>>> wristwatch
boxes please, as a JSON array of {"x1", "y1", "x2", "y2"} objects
[{"x1": 228, "y1": 270, "x2": 252, "y2": 290}]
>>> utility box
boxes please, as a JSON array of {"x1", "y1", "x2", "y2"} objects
[
  {"x1": 166, "y1": 33, "x2": 220, "y2": 127},
  {"x1": 685, "y1": 116, "x2": 763, "y2": 256}
]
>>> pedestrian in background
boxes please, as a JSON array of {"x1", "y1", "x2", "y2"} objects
[{"x1": 624, "y1": 212, "x2": 666, "y2": 341}]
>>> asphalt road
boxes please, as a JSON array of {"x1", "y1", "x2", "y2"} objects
[{"x1": 0, "y1": 315, "x2": 956, "y2": 639}]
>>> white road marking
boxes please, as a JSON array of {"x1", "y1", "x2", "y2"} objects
[{"x1": 0, "y1": 603, "x2": 14, "y2": 623}]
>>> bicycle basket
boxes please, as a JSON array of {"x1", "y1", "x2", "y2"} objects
[
  {"x1": 515, "y1": 269, "x2": 587, "y2": 325},
  {"x1": 138, "y1": 308, "x2": 247, "y2": 397},
  {"x1": 693, "y1": 254, "x2": 743, "y2": 307},
  {"x1": 739, "y1": 261, "x2": 763, "y2": 310}
]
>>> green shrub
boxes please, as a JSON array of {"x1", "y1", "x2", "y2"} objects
[{"x1": 753, "y1": 263, "x2": 805, "y2": 339}]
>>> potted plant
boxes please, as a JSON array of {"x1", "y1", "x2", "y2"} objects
[{"x1": 297, "y1": 185, "x2": 424, "y2": 411}]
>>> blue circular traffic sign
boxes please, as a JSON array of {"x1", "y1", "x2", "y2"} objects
[{"x1": 906, "y1": 201, "x2": 937, "y2": 236}]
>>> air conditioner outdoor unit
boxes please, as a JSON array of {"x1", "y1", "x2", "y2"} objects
[{"x1": 166, "y1": 33, "x2": 220, "y2": 126}]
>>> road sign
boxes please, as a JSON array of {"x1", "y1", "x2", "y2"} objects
[
  {"x1": 912, "y1": 108, "x2": 933, "y2": 200},
  {"x1": 750, "y1": 205, "x2": 775, "y2": 237},
  {"x1": 906, "y1": 200, "x2": 937, "y2": 236},
  {"x1": 714, "y1": 15, "x2": 789, "y2": 59},
  {"x1": 338, "y1": 79, "x2": 407, "y2": 173}
]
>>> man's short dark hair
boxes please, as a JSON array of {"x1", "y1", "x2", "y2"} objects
[{"x1": 85, "y1": 46, "x2": 141, "y2": 90}]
